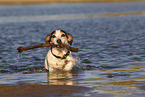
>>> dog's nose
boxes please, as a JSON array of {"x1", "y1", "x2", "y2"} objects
[{"x1": 57, "y1": 39, "x2": 62, "y2": 44}]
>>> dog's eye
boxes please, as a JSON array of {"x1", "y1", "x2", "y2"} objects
[
  {"x1": 52, "y1": 35, "x2": 56, "y2": 38},
  {"x1": 61, "y1": 34, "x2": 66, "y2": 37}
]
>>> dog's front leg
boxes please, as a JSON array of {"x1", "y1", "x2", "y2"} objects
[
  {"x1": 45, "y1": 57, "x2": 54, "y2": 72},
  {"x1": 63, "y1": 60, "x2": 75, "y2": 71}
]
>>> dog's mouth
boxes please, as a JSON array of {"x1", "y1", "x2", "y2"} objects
[
  {"x1": 55, "y1": 39, "x2": 64, "y2": 48},
  {"x1": 51, "y1": 39, "x2": 68, "y2": 48},
  {"x1": 56, "y1": 45, "x2": 61, "y2": 48},
  {"x1": 53, "y1": 39, "x2": 62, "y2": 48}
]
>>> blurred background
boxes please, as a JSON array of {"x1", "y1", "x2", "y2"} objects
[{"x1": 0, "y1": 0, "x2": 144, "y2": 5}]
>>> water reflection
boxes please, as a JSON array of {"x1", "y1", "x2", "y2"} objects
[
  {"x1": 47, "y1": 71, "x2": 76, "y2": 85},
  {"x1": 79, "y1": 65, "x2": 145, "y2": 97}
]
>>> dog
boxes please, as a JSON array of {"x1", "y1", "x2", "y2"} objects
[{"x1": 44, "y1": 30, "x2": 75, "y2": 72}]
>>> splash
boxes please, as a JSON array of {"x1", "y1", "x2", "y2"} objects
[
  {"x1": 74, "y1": 56, "x2": 80, "y2": 64},
  {"x1": 74, "y1": 57, "x2": 99, "y2": 70},
  {"x1": 17, "y1": 53, "x2": 22, "y2": 64}
]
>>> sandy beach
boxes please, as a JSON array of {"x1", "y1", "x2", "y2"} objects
[
  {"x1": 0, "y1": 0, "x2": 144, "y2": 5},
  {"x1": 0, "y1": 84, "x2": 92, "y2": 97}
]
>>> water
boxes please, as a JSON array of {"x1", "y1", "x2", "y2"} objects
[{"x1": 0, "y1": 2, "x2": 145, "y2": 97}]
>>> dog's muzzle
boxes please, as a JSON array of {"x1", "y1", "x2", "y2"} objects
[{"x1": 57, "y1": 39, "x2": 62, "y2": 44}]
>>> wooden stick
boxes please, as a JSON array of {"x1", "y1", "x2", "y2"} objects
[
  {"x1": 17, "y1": 43, "x2": 51, "y2": 53},
  {"x1": 17, "y1": 43, "x2": 78, "y2": 53},
  {"x1": 59, "y1": 43, "x2": 79, "y2": 52}
]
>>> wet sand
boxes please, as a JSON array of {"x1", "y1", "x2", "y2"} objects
[
  {"x1": 0, "y1": 0, "x2": 144, "y2": 5},
  {"x1": 0, "y1": 84, "x2": 92, "y2": 97}
]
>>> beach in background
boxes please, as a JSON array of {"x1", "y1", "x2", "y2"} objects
[{"x1": 0, "y1": 0, "x2": 144, "y2": 5}]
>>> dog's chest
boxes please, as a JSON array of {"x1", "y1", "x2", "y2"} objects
[
  {"x1": 52, "y1": 48, "x2": 68, "y2": 58},
  {"x1": 48, "y1": 48, "x2": 70, "y2": 66}
]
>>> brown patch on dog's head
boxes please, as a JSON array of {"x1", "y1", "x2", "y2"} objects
[
  {"x1": 45, "y1": 31, "x2": 56, "y2": 44},
  {"x1": 59, "y1": 30, "x2": 69, "y2": 43},
  {"x1": 45, "y1": 34, "x2": 51, "y2": 44},
  {"x1": 67, "y1": 33, "x2": 73, "y2": 45},
  {"x1": 60, "y1": 30, "x2": 73, "y2": 45}
]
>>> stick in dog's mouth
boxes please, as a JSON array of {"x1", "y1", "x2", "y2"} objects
[{"x1": 17, "y1": 43, "x2": 78, "y2": 54}]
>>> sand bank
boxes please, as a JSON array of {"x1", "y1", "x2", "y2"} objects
[{"x1": 0, "y1": 84, "x2": 92, "y2": 97}]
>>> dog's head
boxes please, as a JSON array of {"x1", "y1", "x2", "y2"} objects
[{"x1": 45, "y1": 30, "x2": 73, "y2": 45}]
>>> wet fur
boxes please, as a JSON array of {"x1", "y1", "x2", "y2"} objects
[{"x1": 44, "y1": 30, "x2": 75, "y2": 72}]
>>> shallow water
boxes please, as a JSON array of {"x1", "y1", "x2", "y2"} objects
[{"x1": 0, "y1": 2, "x2": 145, "y2": 97}]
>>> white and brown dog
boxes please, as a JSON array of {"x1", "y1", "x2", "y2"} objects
[{"x1": 44, "y1": 30, "x2": 75, "y2": 72}]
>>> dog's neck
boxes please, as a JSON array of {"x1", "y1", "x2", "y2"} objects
[
  {"x1": 51, "y1": 47, "x2": 70, "y2": 59},
  {"x1": 51, "y1": 47, "x2": 67, "y2": 54}
]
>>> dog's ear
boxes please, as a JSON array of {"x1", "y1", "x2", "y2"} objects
[
  {"x1": 45, "y1": 34, "x2": 51, "y2": 44},
  {"x1": 67, "y1": 33, "x2": 73, "y2": 45}
]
